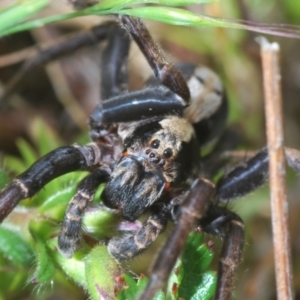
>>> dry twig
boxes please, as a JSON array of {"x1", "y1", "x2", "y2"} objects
[{"x1": 258, "y1": 37, "x2": 294, "y2": 299}]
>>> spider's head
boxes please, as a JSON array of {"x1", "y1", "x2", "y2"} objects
[
  {"x1": 102, "y1": 116, "x2": 200, "y2": 220},
  {"x1": 122, "y1": 115, "x2": 199, "y2": 183}
]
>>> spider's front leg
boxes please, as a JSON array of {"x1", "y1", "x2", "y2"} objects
[
  {"x1": 0, "y1": 22, "x2": 121, "y2": 108},
  {"x1": 0, "y1": 143, "x2": 114, "y2": 223},
  {"x1": 90, "y1": 15, "x2": 191, "y2": 127},
  {"x1": 119, "y1": 15, "x2": 190, "y2": 102},
  {"x1": 58, "y1": 169, "x2": 110, "y2": 258}
]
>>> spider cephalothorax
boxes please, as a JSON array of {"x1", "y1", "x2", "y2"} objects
[
  {"x1": 103, "y1": 115, "x2": 199, "y2": 221},
  {"x1": 1, "y1": 13, "x2": 299, "y2": 300}
]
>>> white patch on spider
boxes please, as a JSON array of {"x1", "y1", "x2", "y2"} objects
[
  {"x1": 66, "y1": 212, "x2": 81, "y2": 221},
  {"x1": 14, "y1": 179, "x2": 29, "y2": 195},
  {"x1": 77, "y1": 191, "x2": 90, "y2": 200},
  {"x1": 159, "y1": 116, "x2": 194, "y2": 144},
  {"x1": 184, "y1": 66, "x2": 223, "y2": 124}
]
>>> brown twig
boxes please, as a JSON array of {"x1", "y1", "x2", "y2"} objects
[{"x1": 258, "y1": 37, "x2": 294, "y2": 299}]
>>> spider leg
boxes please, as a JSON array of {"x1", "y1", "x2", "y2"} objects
[
  {"x1": 0, "y1": 22, "x2": 116, "y2": 108},
  {"x1": 0, "y1": 143, "x2": 108, "y2": 222},
  {"x1": 108, "y1": 205, "x2": 168, "y2": 260},
  {"x1": 100, "y1": 19, "x2": 130, "y2": 100},
  {"x1": 90, "y1": 16, "x2": 190, "y2": 127},
  {"x1": 216, "y1": 213, "x2": 244, "y2": 300},
  {"x1": 89, "y1": 20, "x2": 184, "y2": 138},
  {"x1": 285, "y1": 147, "x2": 300, "y2": 174},
  {"x1": 138, "y1": 178, "x2": 215, "y2": 300},
  {"x1": 215, "y1": 148, "x2": 269, "y2": 203},
  {"x1": 58, "y1": 169, "x2": 109, "y2": 258},
  {"x1": 119, "y1": 15, "x2": 190, "y2": 103},
  {"x1": 215, "y1": 147, "x2": 300, "y2": 203},
  {"x1": 90, "y1": 85, "x2": 186, "y2": 126},
  {"x1": 199, "y1": 206, "x2": 244, "y2": 300}
]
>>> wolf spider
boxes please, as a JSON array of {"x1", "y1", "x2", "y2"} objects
[{"x1": 0, "y1": 13, "x2": 300, "y2": 300}]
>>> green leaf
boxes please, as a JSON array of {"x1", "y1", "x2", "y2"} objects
[
  {"x1": 96, "y1": 0, "x2": 215, "y2": 11},
  {"x1": 29, "y1": 119, "x2": 62, "y2": 156},
  {"x1": 29, "y1": 218, "x2": 56, "y2": 242},
  {"x1": 16, "y1": 138, "x2": 37, "y2": 167},
  {"x1": 0, "y1": 170, "x2": 9, "y2": 189},
  {"x1": 38, "y1": 172, "x2": 89, "y2": 218},
  {"x1": 3, "y1": 0, "x2": 300, "y2": 39},
  {"x1": 153, "y1": 290, "x2": 165, "y2": 300},
  {"x1": 117, "y1": 274, "x2": 165, "y2": 300},
  {"x1": 178, "y1": 231, "x2": 216, "y2": 300},
  {"x1": 85, "y1": 245, "x2": 122, "y2": 300},
  {"x1": 186, "y1": 271, "x2": 217, "y2": 300},
  {"x1": 0, "y1": 226, "x2": 34, "y2": 266},
  {"x1": 119, "y1": 6, "x2": 220, "y2": 26},
  {"x1": 83, "y1": 206, "x2": 121, "y2": 238},
  {"x1": 0, "y1": 10, "x2": 81, "y2": 37},
  {"x1": 3, "y1": 155, "x2": 25, "y2": 174},
  {"x1": 29, "y1": 231, "x2": 56, "y2": 284},
  {"x1": 1, "y1": 2, "x2": 219, "y2": 36},
  {"x1": 0, "y1": 0, "x2": 49, "y2": 34},
  {"x1": 117, "y1": 274, "x2": 145, "y2": 300},
  {"x1": 47, "y1": 237, "x2": 87, "y2": 288},
  {"x1": 39, "y1": 186, "x2": 76, "y2": 212}
]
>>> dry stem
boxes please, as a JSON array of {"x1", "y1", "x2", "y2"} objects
[{"x1": 258, "y1": 37, "x2": 293, "y2": 299}]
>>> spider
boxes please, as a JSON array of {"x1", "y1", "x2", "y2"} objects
[{"x1": 1, "y1": 14, "x2": 300, "y2": 300}]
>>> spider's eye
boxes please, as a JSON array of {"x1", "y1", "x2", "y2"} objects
[
  {"x1": 163, "y1": 148, "x2": 173, "y2": 159},
  {"x1": 150, "y1": 139, "x2": 160, "y2": 149}
]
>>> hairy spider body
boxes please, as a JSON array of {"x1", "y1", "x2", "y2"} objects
[
  {"x1": 103, "y1": 115, "x2": 199, "y2": 218},
  {"x1": 1, "y1": 14, "x2": 299, "y2": 300}
]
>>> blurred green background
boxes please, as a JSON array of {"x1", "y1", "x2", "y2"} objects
[{"x1": 0, "y1": 0, "x2": 300, "y2": 299}]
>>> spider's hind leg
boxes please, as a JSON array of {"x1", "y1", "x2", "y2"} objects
[
  {"x1": 199, "y1": 205, "x2": 244, "y2": 300},
  {"x1": 99, "y1": 20, "x2": 130, "y2": 100},
  {"x1": 89, "y1": 19, "x2": 131, "y2": 138},
  {"x1": 0, "y1": 22, "x2": 117, "y2": 108},
  {"x1": 58, "y1": 169, "x2": 109, "y2": 258}
]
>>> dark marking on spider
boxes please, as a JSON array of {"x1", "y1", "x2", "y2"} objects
[{"x1": 0, "y1": 12, "x2": 300, "y2": 300}]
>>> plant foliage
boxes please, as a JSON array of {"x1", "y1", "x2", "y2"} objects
[{"x1": 1, "y1": 0, "x2": 300, "y2": 38}]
